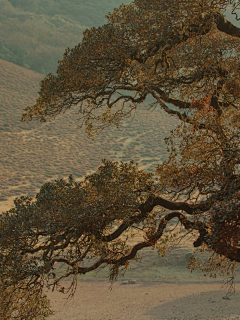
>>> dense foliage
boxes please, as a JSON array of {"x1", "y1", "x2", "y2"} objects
[
  {"x1": 0, "y1": 0, "x2": 131, "y2": 74},
  {"x1": 1, "y1": 0, "x2": 240, "y2": 317}
]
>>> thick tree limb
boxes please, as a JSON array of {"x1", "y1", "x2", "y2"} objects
[
  {"x1": 215, "y1": 12, "x2": 240, "y2": 38},
  {"x1": 50, "y1": 211, "x2": 240, "y2": 278},
  {"x1": 102, "y1": 195, "x2": 211, "y2": 242}
]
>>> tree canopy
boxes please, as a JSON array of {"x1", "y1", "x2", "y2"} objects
[{"x1": 1, "y1": 0, "x2": 240, "y2": 317}]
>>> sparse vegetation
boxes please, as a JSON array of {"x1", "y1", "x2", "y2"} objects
[{"x1": 0, "y1": 0, "x2": 131, "y2": 74}]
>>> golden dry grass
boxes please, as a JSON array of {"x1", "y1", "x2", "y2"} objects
[{"x1": 0, "y1": 58, "x2": 177, "y2": 211}]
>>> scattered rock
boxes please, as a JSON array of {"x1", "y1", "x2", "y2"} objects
[
  {"x1": 120, "y1": 280, "x2": 137, "y2": 285},
  {"x1": 128, "y1": 280, "x2": 137, "y2": 284}
]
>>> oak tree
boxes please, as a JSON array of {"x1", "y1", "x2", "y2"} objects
[{"x1": 1, "y1": 0, "x2": 240, "y2": 317}]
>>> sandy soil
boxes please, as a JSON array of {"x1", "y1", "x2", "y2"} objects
[{"x1": 45, "y1": 281, "x2": 240, "y2": 320}]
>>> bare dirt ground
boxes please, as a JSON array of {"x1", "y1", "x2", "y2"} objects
[
  {"x1": 44, "y1": 233, "x2": 240, "y2": 320},
  {"x1": 45, "y1": 281, "x2": 240, "y2": 320}
]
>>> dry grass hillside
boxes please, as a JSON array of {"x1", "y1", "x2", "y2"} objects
[{"x1": 0, "y1": 58, "x2": 178, "y2": 212}]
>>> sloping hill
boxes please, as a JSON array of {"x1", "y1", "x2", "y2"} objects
[
  {"x1": 0, "y1": 0, "x2": 131, "y2": 74},
  {"x1": 0, "y1": 59, "x2": 177, "y2": 212}
]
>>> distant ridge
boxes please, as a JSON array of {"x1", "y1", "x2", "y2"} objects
[{"x1": 0, "y1": 59, "x2": 177, "y2": 212}]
